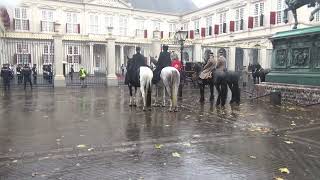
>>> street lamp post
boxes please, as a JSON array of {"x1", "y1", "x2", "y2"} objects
[{"x1": 174, "y1": 28, "x2": 188, "y2": 97}]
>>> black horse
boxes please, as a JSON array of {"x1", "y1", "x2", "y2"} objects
[
  {"x1": 213, "y1": 70, "x2": 240, "y2": 106},
  {"x1": 249, "y1": 64, "x2": 270, "y2": 84},
  {"x1": 125, "y1": 57, "x2": 139, "y2": 106}
]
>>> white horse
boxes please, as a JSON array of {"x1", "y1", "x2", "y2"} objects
[
  {"x1": 154, "y1": 67, "x2": 180, "y2": 112},
  {"x1": 139, "y1": 66, "x2": 153, "y2": 111}
]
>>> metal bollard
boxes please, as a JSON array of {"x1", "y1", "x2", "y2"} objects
[{"x1": 270, "y1": 90, "x2": 281, "y2": 105}]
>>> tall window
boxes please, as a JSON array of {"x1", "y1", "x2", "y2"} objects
[
  {"x1": 276, "y1": 0, "x2": 286, "y2": 24},
  {"x1": 253, "y1": 2, "x2": 264, "y2": 28},
  {"x1": 16, "y1": 43, "x2": 30, "y2": 64},
  {"x1": 41, "y1": 10, "x2": 54, "y2": 32},
  {"x1": 67, "y1": 46, "x2": 80, "y2": 64},
  {"x1": 194, "y1": 19, "x2": 200, "y2": 33},
  {"x1": 153, "y1": 21, "x2": 160, "y2": 31},
  {"x1": 169, "y1": 23, "x2": 176, "y2": 38},
  {"x1": 183, "y1": 23, "x2": 188, "y2": 31},
  {"x1": 235, "y1": 7, "x2": 244, "y2": 31},
  {"x1": 136, "y1": 19, "x2": 145, "y2": 38},
  {"x1": 14, "y1": 8, "x2": 29, "y2": 31},
  {"x1": 66, "y1": 12, "x2": 79, "y2": 33},
  {"x1": 43, "y1": 44, "x2": 54, "y2": 64},
  {"x1": 119, "y1": 16, "x2": 128, "y2": 36},
  {"x1": 316, "y1": 5, "x2": 320, "y2": 22},
  {"x1": 206, "y1": 16, "x2": 212, "y2": 36},
  {"x1": 105, "y1": 15, "x2": 113, "y2": 32},
  {"x1": 90, "y1": 14, "x2": 99, "y2": 34},
  {"x1": 219, "y1": 12, "x2": 226, "y2": 34}
]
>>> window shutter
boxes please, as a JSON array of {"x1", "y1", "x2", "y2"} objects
[
  {"x1": 201, "y1": 27, "x2": 205, "y2": 37},
  {"x1": 28, "y1": 54, "x2": 31, "y2": 64},
  {"x1": 27, "y1": 20, "x2": 30, "y2": 31},
  {"x1": 79, "y1": 55, "x2": 81, "y2": 64},
  {"x1": 223, "y1": 23, "x2": 226, "y2": 33},
  {"x1": 229, "y1": 21, "x2": 235, "y2": 32},
  {"x1": 66, "y1": 23, "x2": 68, "y2": 33},
  {"x1": 240, "y1": 19, "x2": 244, "y2": 30},
  {"x1": 161, "y1": 31, "x2": 163, "y2": 39},
  {"x1": 214, "y1": 25, "x2": 219, "y2": 35},
  {"x1": 77, "y1": 24, "x2": 80, "y2": 34},
  {"x1": 40, "y1": 21, "x2": 43, "y2": 32},
  {"x1": 144, "y1": 30, "x2": 148, "y2": 38},
  {"x1": 190, "y1": 30, "x2": 194, "y2": 39},
  {"x1": 248, "y1": 16, "x2": 254, "y2": 29},
  {"x1": 209, "y1": 26, "x2": 212, "y2": 36},
  {"x1": 13, "y1": 54, "x2": 17, "y2": 64},
  {"x1": 270, "y1": 12, "x2": 276, "y2": 25},
  {"x1": 260, "y1": 14, "x2": 264, "y2": 26},
  {"x1": 13, "y1": 18, "x2": 15, "y2": 30}
]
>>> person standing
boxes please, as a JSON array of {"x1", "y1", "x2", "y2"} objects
[
  {"x1": 152, "y1": 45, "x2": 171, "y2": 84},
  {"x1": 79, "y1": 67, "x2": 87, "y2": 88},
  {"x1": 48, "y1": 64, "x2": 53, "y2": 84},
  {"x1": 1, "y1": 65, "x2": 13, "y2": 91},
  {"x1": 32, "y1": 64, "x2": 37, "y2": 85},
  {"x1": 16, "y1": 64, "x2": 22, "y2": 84},
  {"x1": 121, "y1": 64, "x2": 125, "y2": 76},
  {"x1": 22, "y1": 64, "x2": 32, "y2": 90},
  {"x1": 69, "y1": 65, "x2": 74, "y2": 81}
]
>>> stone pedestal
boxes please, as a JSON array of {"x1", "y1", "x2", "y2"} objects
[
  {"x1": 266, "y1": 26, "x2": 320, "y2": 86},
  {"x1": 106, "y1": 38, "x2": 118, "y2": 86},
  {"x1": 53, "y1": 35, "x2": 66, "y2": 87}
]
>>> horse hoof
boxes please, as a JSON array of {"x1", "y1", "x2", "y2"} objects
[
  {"x1": 143, "y1": 108, "x2": 146, "y2": 111},
  {"x1": 199, "y1": 98, "x2": 205, "y2": 103}
]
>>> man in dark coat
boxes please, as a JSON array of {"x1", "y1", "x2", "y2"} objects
[
  {"x1": 32, "y1": 64, "x2": 37, "y2": 85},
  {"x1": 126, "y1": 47, "x2": 146, "y2": 87},
  {"x1": 16, "y1": 64, "x2": 22, "y2": 84},
  {"x1": 22, "y1": 64, "x2": 32, "y2": 90},
  {"x1": 152, "y1": 45, "x2": 171, "y2": 84},
  {"x1": 1, "y1": 65, "x2": 13, "y2": 91}
]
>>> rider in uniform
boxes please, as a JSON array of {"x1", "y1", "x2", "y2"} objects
[
  {"x1": 127, "y1": 47, "x2": 146, "y2": 86},
  {"x1": 152, "y1": 45, "x2": 171, "y2": 84}
]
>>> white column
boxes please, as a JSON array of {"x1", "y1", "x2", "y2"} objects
[
  {"x1": 228, "y1": 46, "x2": 236, "y2": 71},
  {"x1": 260, "y1": 48, "x2": 268, "y2": 69},
  {"x1": 89, "y1": 43, "x2": 94, "y2": 75},
  {"x1": 243, "y1": 48, "x2": 250, "y2": 67},
  {"x1": 152, "y1": 39, "x2": 161, "y2": 58},
  {"x1": 106, "y1": 38, "x2": 117, "y2": 86},
  {"x1": 120, "y1": 45, "x2": 124, "y2": 66},
  {"x1": 53, "y1": 34, "x2": 66, "y2": 87},
  {"x1": 193, "y1": 42, "x2": 202, "y2": 62}
]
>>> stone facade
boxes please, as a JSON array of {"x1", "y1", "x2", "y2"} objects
[{"x1": 255, "y1": 83, "x2": 320, "y2": 106}]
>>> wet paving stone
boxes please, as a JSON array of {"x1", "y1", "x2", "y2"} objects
[{"x1": 0, "y1": 87, "x2": 320, "y2": 179}]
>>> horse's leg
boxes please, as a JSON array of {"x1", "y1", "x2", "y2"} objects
[
  {"x1": 154, "y1": 84, "x2": 159, "y2": 106},
  {"x1": 221, "y1": 82, "x2": 228, "y2": 107},
  {"x1": 129, "y1": 85, "x2": 133, "y2": 106},
  {"x1": 215, "y1": 83, "x2": 221, "y2": 106},
  {"x1": 199, "y1": 81, "x2": 205, "y2": 103},
  {"x1": 292, "y1": 9, "x2": 298, "y2": 29},
  {"x1": 133, "y1": 87, "x2": 137, "y2": 106},
  {"x1": 283, "y1": 8, "x2": 289, "y2": 24},
  {"x1": 140, "y1": 83, "x2": 146, "y2": 111},
  {"x1": 234, "y1": 81, "x2": 240, "y2": 104},
  {"x1": 162, "y1": 85, "x2": 167, "y2": 107},
  {"x1": 209, "y1": 80, "x2": 214, "y2": 102},
  {"x1": 228, "y1": 81, "x2": 235, "y2": 104},
  {"x1": 310, "y1": 7, "x2": 320, "y2": 21}
]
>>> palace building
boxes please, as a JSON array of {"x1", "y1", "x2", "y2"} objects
[{"x1": 0, "y1": 0, "x2": 319, "y2": 86}]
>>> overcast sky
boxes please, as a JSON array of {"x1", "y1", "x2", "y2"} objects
[{"x1": 192, "y1": 0, "x2": 218, "y2": 8}]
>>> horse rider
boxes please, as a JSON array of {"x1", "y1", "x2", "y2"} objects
[
  {"x1": 152, "y1": 45, "x2": 171, "y2": 84},
  {"x1": 127, "y1": 47, "x2": 146, "y2": 86},
  {"x1": 1, "y1": 64, "x2": 13, "y2": 91}
]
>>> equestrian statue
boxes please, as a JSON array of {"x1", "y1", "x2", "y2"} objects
[{"x1": 284, "y1": 0, "x2": 320, "y2": 29}]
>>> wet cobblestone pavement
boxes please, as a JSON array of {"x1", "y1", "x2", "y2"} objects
[{"x1": 0, "y1": 87, "x2": 320, "y2": 180}]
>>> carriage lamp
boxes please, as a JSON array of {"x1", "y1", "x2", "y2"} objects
[
  {"x1": 174, "y1": 28, "x2": 188, "y2": 66},
  {"x1": 174, "y1": 28, "x2": 188, "y2": 98},
  {"x1": 107, "y1": 26, "x2": 114, "y2": 36}
]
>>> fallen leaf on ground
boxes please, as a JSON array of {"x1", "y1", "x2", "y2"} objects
[
  {"x1": 88, "y1": 148, "x2": 94, "y2": 151},
  {"x1": 12, "y1": 160, "x2": 18, "y2": 163},
  {"x1": 56, "y1": 139, "x2": 61, "y2": 142},
  {"x1": 76, "y1": 163, "x2": 80, "y2": 167},
  {"x1": 193, "y1": 135, "x2": 201, "y2": 138},
  {"x1": 38, "y1": 157, "x2": 50, "y2": 161},
  {"x1": 249, "y1": 155, "x2": 256, "y2": 159},
  {"x1": 291, "y1": 121, "x2": 296, "y2": 126},
  {"x1": 182, "y1": 142, "x2": 191, "y2": 147},
  {"x1": 172, "y1": 152, "x2": 181, "y2": 158},
  {"x1": 279, "y1": 167, "x2": 290, "y2": 174},
  {"x1": 284, "y1": 141, "x2": 293, "y2": 144},
  {"x1": 155, "y1": 144, "x2": 164, "y2": 149},
  {"x1": 165, "y1": 125, "x2": 170, "y2": 127},
  {"x1": 77, "y1": 144, "x2": 87, "y2": 148},
  {"x1": 32, "y1": 172, "x2": 38, "y2": 177},
  {"x1": 274, "y1": 177, "x2": 284, "y2": 180}
]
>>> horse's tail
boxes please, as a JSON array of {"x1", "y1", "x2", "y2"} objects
[
  {"x1": 146, "y1": 75, "x2": 152, "y2": 107},
  {"x1": 171, "y1": 69, "x2": 180, "y2": 108}
]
